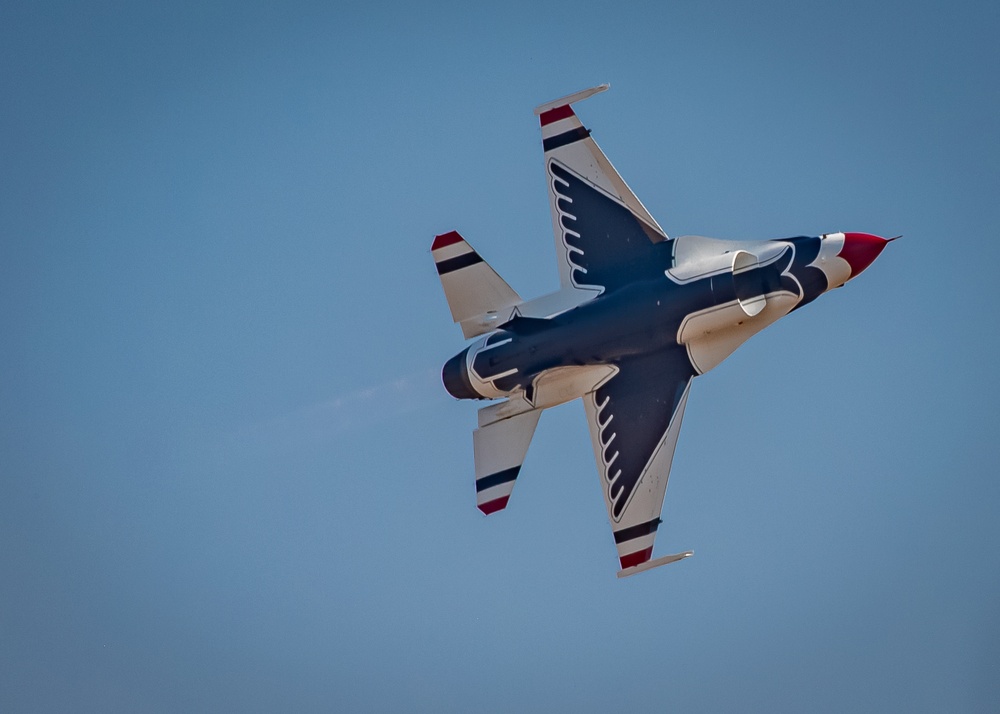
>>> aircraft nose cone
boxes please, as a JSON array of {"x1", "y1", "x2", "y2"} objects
[{"x1": 839, "y1": 232, "x2": 892, "y2": 278}]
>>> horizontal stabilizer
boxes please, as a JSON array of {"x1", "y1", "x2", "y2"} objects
[
  {"x1": 432, "y1": 231, "x2": 522, "y2": 339},
  {"x1": 473, "y1": 408, "x2": 541, "y2": 515},
  {"x1": 617, "y1": 550, "x2": 693, "y2": 579}
]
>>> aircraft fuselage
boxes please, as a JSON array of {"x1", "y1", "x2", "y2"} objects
[
  {"x1": 443, "y1": 232, "x2": 887, "y2": 404},
  {"x1": 433, "y1": 84, "x2": 894, "y2": 577}
]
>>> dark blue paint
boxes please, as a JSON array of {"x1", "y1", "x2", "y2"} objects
[
  {"x1": 436, "y1": 251, "x2": 483, "y2": 276},
  {"x1": 475, "y1": 467, "x2": 520, "y2": 492},
  {"x1": 542, "y1": 127, "x2": 591, "y2": 152},
  {"x1": 784, "y1": 235, "x2": 828, "y2": 309},
  {"x1": 552, "y1": 162, "x2": 671, "y2": 292},
  {"x1": 593, "y1": 348, "x2": 693, "y2": 519},
  {"x1": 612, "y1": 517, "x2": 661, "y2": 544},
  {"x1": 442, "y1": 168, "x2": 837, "y2": 516}
]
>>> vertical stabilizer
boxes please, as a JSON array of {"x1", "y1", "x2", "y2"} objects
[{"x1": 433, "y1": 231, "x2": 522, "y2": 338}]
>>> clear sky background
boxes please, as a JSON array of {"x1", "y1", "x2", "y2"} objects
[{"x1": 2, "y1": 1, "x2": 998, "y2": 711}]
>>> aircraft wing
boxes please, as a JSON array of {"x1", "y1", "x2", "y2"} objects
[
  {"x1": 583, "y1": 347, "x2": 695, "y2": 577},
  {"x1": 536, "y1": 85, "x2": 668, "y2": 298}
]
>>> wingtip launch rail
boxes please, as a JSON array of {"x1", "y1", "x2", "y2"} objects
[
  {"x1": 533, "y1": 83, "x2": 610, "y2": 115},
  {"x1": 617, "y1": 550, "x2": 694, "y2": 579}
]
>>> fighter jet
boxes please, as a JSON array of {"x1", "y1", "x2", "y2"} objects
[{"x1": 433, "y1": 84, "x2": 893, "y2": 577}]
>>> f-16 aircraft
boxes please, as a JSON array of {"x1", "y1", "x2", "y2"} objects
[{"x1": 433, "y1": 84, "x2": 893, "y2": 577}]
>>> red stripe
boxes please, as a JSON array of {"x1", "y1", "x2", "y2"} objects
[
  {"x1": 478, "y1": 496, "x2": 510, "y2": 515},
  {"x1": 619, "y1": 547, "x2": 653, "y2": 570},
  {"x1": 432, "y1": 231, "x2": 464, "y2": 250},
  {"x1": 539, "y1": 104, "x2": 575, "y2": 126}
]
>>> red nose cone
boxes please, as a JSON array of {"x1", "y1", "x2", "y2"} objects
[{"x1": 840, "y1": 232, "x2": 890, "y2": 278}]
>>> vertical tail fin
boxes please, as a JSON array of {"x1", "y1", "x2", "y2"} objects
[{"x1": 433, "y1": 231, "x2": 522, "y2": 338}]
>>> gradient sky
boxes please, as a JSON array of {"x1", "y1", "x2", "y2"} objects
[{"x1": 2, "y1": 2, "x2": 998, "y2": 712}]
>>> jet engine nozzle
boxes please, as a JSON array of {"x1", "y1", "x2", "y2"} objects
[
  {"x1": 442, "y1": 347, "x2": 480, "y2": 400},
  {"x1": 840, "y1": 233, "x2": 891, "y2": 278}
]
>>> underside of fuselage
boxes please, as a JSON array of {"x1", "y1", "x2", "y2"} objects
[
  {"x1": 442, "y1": 232, "x2": 837, "y2": 403},
  {"x1": 432, "y1": 84, "x2": 893, "y2": 577}
]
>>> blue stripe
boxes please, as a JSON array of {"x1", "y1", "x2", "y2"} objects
[
  {"x1": 543, "y1": 127, "x2": 591, "y2": 152},
  {"x1": 613, "y1": 518, "x2": 661, "y2": 544},
  {"x1": 475, "y1": 466, "x2": 520, "y2": 492},
  {"x1": 436, "y1": 251, "x2": 483, "y2": 275}
]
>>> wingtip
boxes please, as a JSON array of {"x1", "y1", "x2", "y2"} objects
[
  {"x1": 477, "y1": 495, "x2": 510, "y2": 515},
  {"x1": 432, "y1": 230, "x2": 464, "y2": 251}
]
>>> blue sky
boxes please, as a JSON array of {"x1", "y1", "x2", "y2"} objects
[{"x1": 2, "y1": 1, "x2": 998, "y2": 711}]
